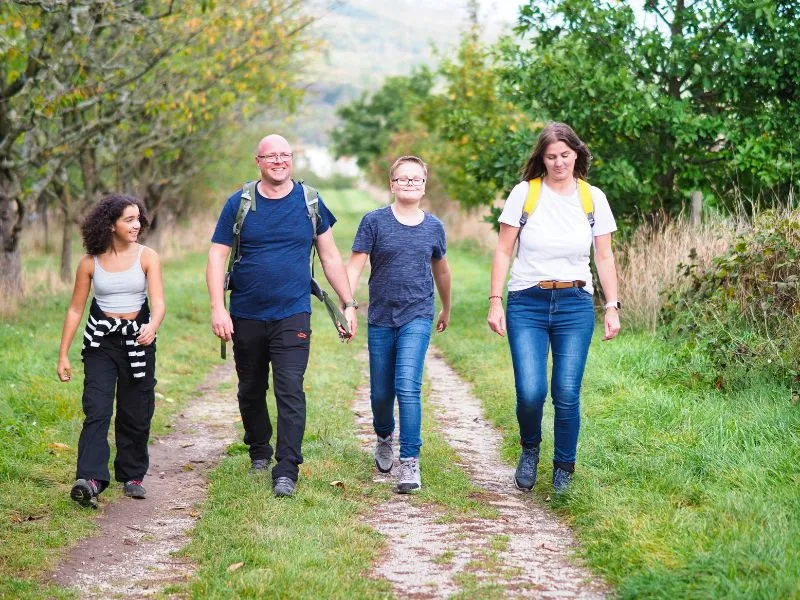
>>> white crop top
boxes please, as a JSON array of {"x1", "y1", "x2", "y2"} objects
[{"x1": 93, "y1": 245, "x2": 147, "y2": 313}]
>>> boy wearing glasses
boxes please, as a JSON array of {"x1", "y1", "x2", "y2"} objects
[
  {"x1": 207, "y1": 134, "x2": 357, "y2": 498},
  {"x1": 346, "y1": 155, "x2": 451, "y2": 493}
]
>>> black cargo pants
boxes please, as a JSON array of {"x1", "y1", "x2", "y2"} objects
[
  {"x1": 231, "y1": 312, "x2": 311, "y2": 482},
  {"x1": 77, "y1": 333, "x2": 156, "y2": 489}
]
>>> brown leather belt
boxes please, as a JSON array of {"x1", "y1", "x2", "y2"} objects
[{"x1": 536, "y1": 280, "x2": 586, "y2": 289}]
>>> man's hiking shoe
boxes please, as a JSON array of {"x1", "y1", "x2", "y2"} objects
[
  {"x1": 514, "y1": 446, "x2": 540, "y2": 491},
  {"x1": 249, "y1": 458, "x2": 270, "y2": 474},
  {"x1": 70, "y1": 478, "x2": 100, "y2": 508},
  {"x1": 374, "y1": 434, "x2": 394, "y2": 473},
  {"x1": 396, "y1": 457, "x2": 421, "y2": 494},
  {"x1": 123, "y1": 480, "x2": 147, "y2": 499},
  {"x1": 553, "y1": 467, "x2": 573, "y2": 493},
  {"x1": 273, "y1": 477, "x2": 296, "y2": 498}
]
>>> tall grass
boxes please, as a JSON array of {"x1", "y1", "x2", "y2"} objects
[{"x1": 616, "y1": 211, "x2": 742, "y2": 331}]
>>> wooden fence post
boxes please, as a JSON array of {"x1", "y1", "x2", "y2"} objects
[{"x1": 691, "y1": 191, "x2": 703, "y2": 226}]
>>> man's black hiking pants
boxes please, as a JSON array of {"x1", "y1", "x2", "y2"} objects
[{"x1": 232, "y1": 312, "x2": 311, "y2": 482}]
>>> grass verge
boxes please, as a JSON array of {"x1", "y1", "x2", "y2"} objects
[
  {"x1": 0, "y1": 251, "x2": 221, "y2": 598},
  {"x1": 432, "y1": 239, "x2": 800, "y2": 599}
]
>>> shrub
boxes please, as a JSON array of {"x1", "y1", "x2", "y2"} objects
[{"x1": 661, "y1": 208, "x2": 800, "y2": 384}]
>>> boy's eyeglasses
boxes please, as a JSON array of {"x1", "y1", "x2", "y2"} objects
[{"x1": 392, "y1": 177, "x2": 425, "y2": 186}]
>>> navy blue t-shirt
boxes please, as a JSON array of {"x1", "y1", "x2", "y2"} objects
[
  {"x1": 211, "y1": 181, "x2": 336, "y2": 321},
  {"x1": 352, "y1": 206, "x2": 446, "y2": 327}
]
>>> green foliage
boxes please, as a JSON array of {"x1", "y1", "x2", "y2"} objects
[
  {"x1": 332, "y1": 0, "x2": 800, "y2": 222},
  {"x1": 330, "y1": 66, "x2": 434, "y2": 172},
  {"x1": 662, "y1": 209, "x2": 800, "y2": 384},
  {"x1": 502, "y1": 0, "x2": 800, "y2": 215}
]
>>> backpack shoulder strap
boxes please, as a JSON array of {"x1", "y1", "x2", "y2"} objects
[
  {"x1": 225, "y1": 181, "x2": 256, "y2": 286},
  {"x1": 577, "y1": 179, "x2": 595, "y2": 229},
  {"x1": 298, "y1": 180, "x2": 320, "y2": 241},
  {"x1": 520, "y1": 178, "x2": 542, "y2": 228}
]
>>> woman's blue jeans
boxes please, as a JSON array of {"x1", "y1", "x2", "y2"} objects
[
  {"x1": 368, "y1": 318, "x2": 433, "y2": 459},
  {"x1": 506, "y1": 286, "x2": 595, "y2": 464}
]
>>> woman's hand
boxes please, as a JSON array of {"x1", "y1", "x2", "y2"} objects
[
  {"x1": 603, "y1": 308, "x2": 621, "y2": 341},
  {"x1": 57, "y1": 356, "x2": 72, "y2": 382},
  {"x1": 487, "y1": 298, "x2": 506, "y2": 337},
  {"x1": 137, "y1": 323, "x2": 157, "y2": 346},
  {"x1": 436, "y1": 308, "x2": 450, "y2": 332}
]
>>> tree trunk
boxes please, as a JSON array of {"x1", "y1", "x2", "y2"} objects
[
  {"x1": 56, "y1": 176, "x2": 75, "y2": 283},
  {"x1": 0, "y1": 166, "x2": 24, "y2": 299},
  {"x1": 60, "y1": 206, "x2": 73, "y2": 283},
  {"x1": 39, "y1": 193, "x2": 50, "y2": 253}
]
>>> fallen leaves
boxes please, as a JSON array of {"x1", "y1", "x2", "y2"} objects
[
  {"x1": 227, "y1": 561, "x2": 244, "y2": 572},
  {"x1": 11, "y1": 514, "x2": 45, "y2": 523}
]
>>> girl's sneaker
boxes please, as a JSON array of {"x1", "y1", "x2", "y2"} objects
[
  {"x1": 71, "y1": 478, "x2": 100, "y2": 508},
  {"x1": 123, "y1": 479, "x2": 147, "y2": 499},
  {"x1": 396, "y1": 457, "x2": 421, "y2": 494}
]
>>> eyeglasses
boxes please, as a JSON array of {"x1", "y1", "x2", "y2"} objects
[
  {"x1": 256, "y1": 152, "x2": 293, "y2": 163},
  {"x1": 392, "y1": 177, "x2": 426, "y2": 186}
]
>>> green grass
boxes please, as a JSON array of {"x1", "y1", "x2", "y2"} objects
[
  {"x1": 0, "y1": 252, "x2": 221, "y2": 598},
  {"x1": 431, "y1": 239, "x2": 800, "y2": 599}
]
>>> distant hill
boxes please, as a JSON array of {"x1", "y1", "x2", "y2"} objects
[{"x1": 279, "y1": 0, "x2": 521, "y2": 145}]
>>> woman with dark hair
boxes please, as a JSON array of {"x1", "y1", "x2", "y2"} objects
[
  {"x1": 57, "y1": 194, "x2": 165, "y2": 508},
  {"x1": 487, "y1": 122, "x2": 620, "y2": 493}
]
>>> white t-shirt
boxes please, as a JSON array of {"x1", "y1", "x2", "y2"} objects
[{"x1": 498, "y1": 180, "x2": 617, "y2": 294}]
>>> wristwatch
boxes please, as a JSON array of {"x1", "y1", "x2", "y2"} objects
[
  {"x1": 344, "y1": 300, "x2": 359, "y2": 310},
  {"x1": 604, "y1": 300, "x2": 622, "y2": 310}
]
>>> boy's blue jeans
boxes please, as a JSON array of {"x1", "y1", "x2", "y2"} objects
[
  {"x1": 506, "y1": 286, "x2": 595, "y2": 465},
  {"x1": 368, "y1": 318, "x2": 433, "y2": 459}
]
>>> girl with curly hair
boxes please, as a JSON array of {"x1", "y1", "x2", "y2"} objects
[{"x1": 57, "y1": 194, "x2": 165, "y2": 508}]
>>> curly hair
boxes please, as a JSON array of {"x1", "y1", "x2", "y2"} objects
[
  {"x1": 521, "y1": 122, "x2": 593, "y2": 182},
  {"x1": 80, "y1": 194, "x2": 149, "y2": 256}
]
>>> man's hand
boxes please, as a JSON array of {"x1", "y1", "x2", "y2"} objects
[{"x1": 211, "y1": 306, "x2": 234, "y2": 341}]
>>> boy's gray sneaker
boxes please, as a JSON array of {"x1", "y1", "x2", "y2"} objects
[
  {"x1": 553, "y1": 467, "x2": 573, "y2": 493},
  {"x1": 374, "y1": 434, "x2": 394, "y2": 473},
  {"x1": 514, "y1": 446, "x2": 540, "y2": 491},
  {"x1": 273, "y1": 476, "x2": 296, "y2": 498},
  {"x1": 396, "y1": 457, "x2": 421, "y2": 494},
  {"x1": 249, "y1": 458, "x2": 270, "y2": 474}
]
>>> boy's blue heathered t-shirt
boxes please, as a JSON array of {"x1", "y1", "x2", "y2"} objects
[
  {"x1": 352, "y1": 206, "x2": 446, "y2": 327},
  {"x1": 211, "y1": 181, "x2": 336, "y2": 321}
]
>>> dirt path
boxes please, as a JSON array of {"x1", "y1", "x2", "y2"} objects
[
  {"x1": 355, "y1": 349, "x2": 609, "y2": 599},
  {"x1": 49, "y1": 362, "x2": 238, "y2": 598}
]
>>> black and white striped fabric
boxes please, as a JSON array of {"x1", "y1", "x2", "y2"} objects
[{"x1": 82, "y1": 299, "x2": 153, "y2": 380}]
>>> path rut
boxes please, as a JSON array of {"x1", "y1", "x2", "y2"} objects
[
  {"x1": 49, "y1": 362, "x2": 238, "y2": 598},
  {"x1": 355, "y1": 348, "x2": 609, "y2": 599}
]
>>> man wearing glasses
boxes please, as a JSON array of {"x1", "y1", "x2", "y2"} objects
[{"x1": 207, "y1": 134, "x2": 357, "y2": 498}]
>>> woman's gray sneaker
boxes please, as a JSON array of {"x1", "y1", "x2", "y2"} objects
[
  {"x1": 553, "y1": 467, "x2": 573, "y2": 493},
  {"x1": 374, "y1": 434, "x2": 394, "y2": 473},
  {"x1": 396, "y1": 457, "x2": 421, "y2": 494},
  {"x1": 514, "y1": 446, "x2": 540, "y2": 491}
]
